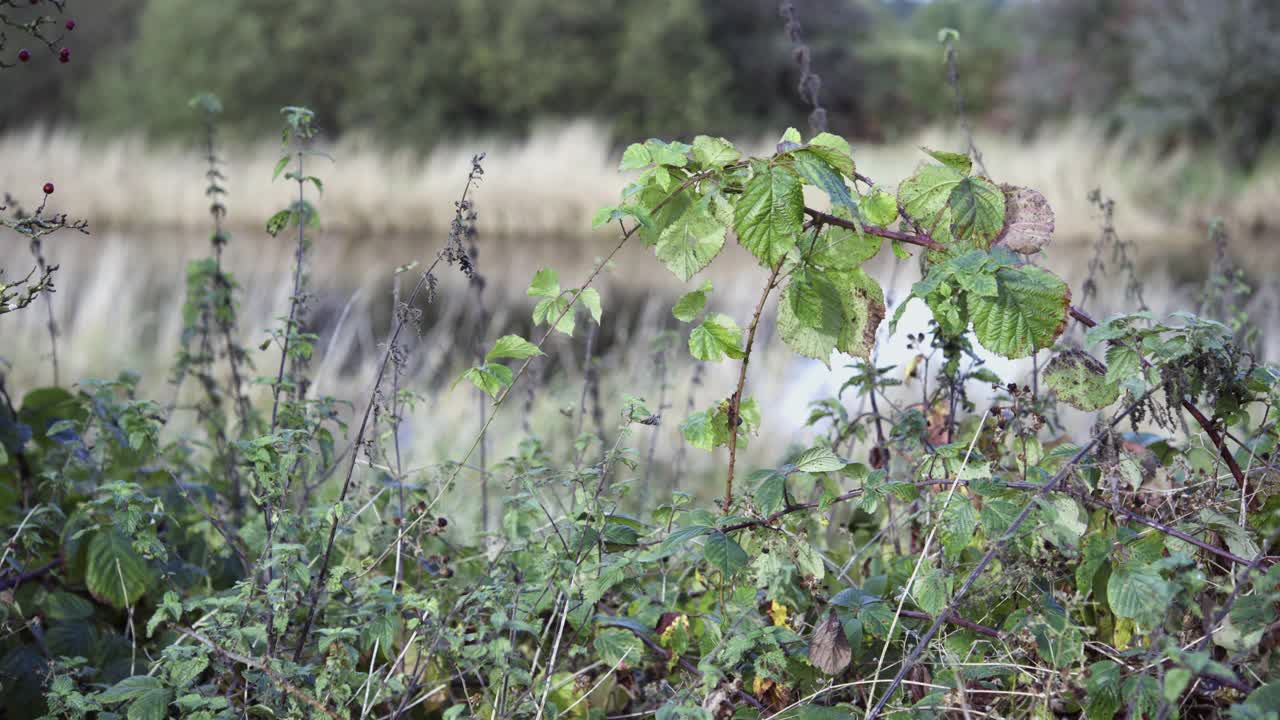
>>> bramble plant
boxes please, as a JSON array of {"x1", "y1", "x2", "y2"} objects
[{"x1": 2, "y1": 6, "x2": 1279, "y2": 720}]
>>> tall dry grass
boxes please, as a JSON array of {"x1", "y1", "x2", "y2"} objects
[
  {"x1": 3, "y1": 119, "x2": 1276, "y2": 246},
  {"x1": 3, "y1": 119, "x2": 1278, "y2": 511}
]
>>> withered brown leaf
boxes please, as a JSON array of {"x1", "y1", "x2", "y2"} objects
[{"x1": 808, "y1": 609, "x2": 852, "y2": 675}]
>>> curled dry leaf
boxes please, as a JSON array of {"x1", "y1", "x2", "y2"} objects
[
  {"x1": 996, "y1": 184, "x2": 1055, "y2": 254},
  {"x1": 808, "y1": 609, "x2": 852, "y2": 675}
]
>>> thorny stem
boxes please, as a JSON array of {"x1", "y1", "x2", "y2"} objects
[
  {"x1": 291, "y1": 160, "x2": 484, "y2": 661},
  {"x1": 804, "y1": 208, "x2": 1250, "y2": 503},
  {"x1": 865, "y1": 387, "x2": 1157, "y2": 720},
  {"x1": 724, "y1": 259, "x2": 785, "y2": 512}
]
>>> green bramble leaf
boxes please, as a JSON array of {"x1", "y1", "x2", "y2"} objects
[
  {"x1": 578, "y1": 288, "x2": 602, "y2": 324},
  {"x1": 592, "y1": 204, "x2": 653, "y2": 230},
  {"x1": 527, "y1": 268, "x2": 560, "y2": 298},
  {"x1": 913, "y1": 567, "x2": 951, "y2": 616},
  {"x1": 672, "y1": 280, "x2": 713, "y2": 322},
  {"x1": 969, "y1": 265, "x2": 1070, "y2": 359},
  {"x1": 456, "y1": 363, "x2": 515, "y2": 400},
  {"x1": 862, "y1": 187, "x2": 898, "y2": 226},
  {"x1": 794, "y1": 149, "x2": 858, "y2": 217},
  {"x1": 1043, "y1": 350, "x2": 1120, "y2": 411},
  {"x1": 703, "y1": 531, "x2": 748, "y2": 575},
  {"x1": 533, "y1": 297, "x2": 575, "y2": 336},
  {"x1": 793, "y1": 446, "x2": 846, "y2": 473},
  {"x1": 692, "y1": 135, "x2": 740, "y2": 169},
  {"x1": 753, "y1": 471, "x2": 787, "y2": 515},
  {"x1": 689, "y1": 313, "x2": 744, "y2": 361},
  {"x1": 1108, "y1": 562, "x2": 1176, "y2": 628},
  {"x1": 594, "y1": 629, "x2": 645, "y2": 666},
  {"x1": 655, "y1": 200, "x2": 726, "y2": 281},
  {"x1": 645, "y1": 139, "x2": 692, "y2": 167},
  {"x1": 897, "y1": 163, "x2": 965, "y2": 243},
  {"x1": 948, "y1": 176, "x2": 1005, "y2": 249},
  {"x1": 779, "y1": 127, "x2": 803, "y2": 147},
  {"x1": 806, "y1": 132, "x2": 855, "y2": 178},
  {"x1": 735, "y1": 163, "x2": 804, "y2": 265},
  {"x1": 620, "y1": 143, "x2": 652, "y2": 171},
  {"x1": 922, "y1": 147, "x2": 972, "y2": 175},
  {"x1": 86, "y1": 531, "x2": 150, "y2": 609},
  {"x1": 99, "y1": 675, "x2": 165, "y2": 704},
  {"x1": 778, "y1": 269, "x2": 884, "y2": 366},
  {"x1": 485, "y1": 335, "x2": 544, "y2": 362},
  {"x1": 810, "y1": 208, "x2": 881, "y2": 270}
]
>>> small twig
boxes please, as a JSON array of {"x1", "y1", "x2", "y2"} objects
[{"x1": 177, "y1": 627, "x2": 342, "y2": 720}]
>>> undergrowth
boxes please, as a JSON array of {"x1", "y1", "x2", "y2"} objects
[{"x1": 1, "y1": 4, "x2": 1278, "y2": 720}]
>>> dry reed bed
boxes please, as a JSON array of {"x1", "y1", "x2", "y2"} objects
[{"x1": 2, "y1": 120, "x2": 1274, "y2": 245}]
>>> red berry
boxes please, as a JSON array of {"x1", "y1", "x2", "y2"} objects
[
  {"x1": 65, "y1": 19, "x2": 76, "y2": 31},
  {"x1": 58, "y1": 48, "x2": 70, "y2": 63},
  {"x1": 17, "y1": 49, "x2": 31, "y2": 62},
  {"x1": 43, "y1": 182, "x2": 54, "y2": 195}
]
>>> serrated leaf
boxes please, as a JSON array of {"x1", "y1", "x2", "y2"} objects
[
  {"x1": 735, "y1": 164, "x2": 804, "y2": 265},
  {"x1": 689, "y1": 313, "x2": 744, "y2": 361},
  {"x1": 680, "y1": 410, "x2": 719, "y2": 450},
  {"x1": 272, "y1": 155, "x2": 290, "y2": 180},
  {"x1": 672, "y1": 280, "x2": 713, "y2": 322},
  {"x1": 619, "y1": 143, "x2": 652, "y2": 171},
  {"x1": 527, "y1": 268, "x2": 560, "y2": 298},
  {"x1": 969, "y1": 265, "x2": 1070, "y2": 359},
  {"x1": 914, "y1": 567, "x2": 951, "y2": 617},
  {"x1": 458, "y1": 363, "x2": 514, "y2": 400},
  {"x1": 533, "y1": 297, "x2": 575, "y2": 336},
  {"x1": 794, "y1": 150, "x2": 857, "y2": 216},
  {"x1": 1104, "y1": 343, "x2": 1142, "y2": 389},
  {"x1": 810, "y1": 208, "x2": 882, "y2": 270},
  {"x1": 661, "y1": 524, "x2": 712, "y2": 553},
  {"x1": 655, "y1": 201, "x2": 726, "y2": 281},
  {"x1": 1107, "y1": 562, "x2": 1175, "y2": 628},
  {"x1": 692, "y1": 135, "x2": 740, "y2": 168},
  {"x1": 793, "y1": 446, "x2": 845, "y2": 473},
  {"x1": 940, "y1": 500, "x2": 977, "y2": 560},
  {"x1": 100, "y1": 676, "x2": 165, "y2": 704},
  {"x1": 922, "y1": 147, "x2": 972, "y2": 175},
  {"x1": 778, "y1": 269, "x2": 884, "y2": 366},
  {"x1": 646, "y1": 139, "x2": 691, "y2": 167},
  {"x1": 86, "y1": 531, "x2": 150, "y2": 609},
  {"x1": 578, "y1": 288, "x2": 603, "y2": 324},
  {"x1": 996, "y1": 185, "x2": 1054, "y2": 254},
  {"x1": 897, "y1": 163, "x2": 965, "y2": 243},
  {"x1": 807, "y1": 133, "x2": 855, "y2": 178},
  {"x1": 753, "y1": 471, "x2": 787, "y2": 515},
  {"x1": 862, "y1": 187, "x2": 897, "y2": 226},
  {"x1": 1043, "y1": 350, "x2": 1119, "y2": 411},
  {"x1": 485, "y1": 335, "x2": 544, "y2": 362},
  {"x1": 948, "y1": 176, "x2": 1005, "y2": 249},
  {"x1": 594, "y1": 628, "x2": 645, "y2": 666},
  {"x1": 127, "y1": 688, "x2": 173, "y2": 720},
  {"x1": 703, "y1": 531, "x2": 748, "y2": 575}
]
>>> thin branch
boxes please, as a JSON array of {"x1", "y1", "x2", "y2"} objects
[{"x1": 724, "y1": 259, "x2": 785, "y2": 511}]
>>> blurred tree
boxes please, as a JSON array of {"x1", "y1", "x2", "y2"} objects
[
  {"x1": 0, "y1": 0, "x2": 142, "y2": 132},
  {"x1": 1127, "y1": 0, "x2": 1280, "y2": 169}
]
